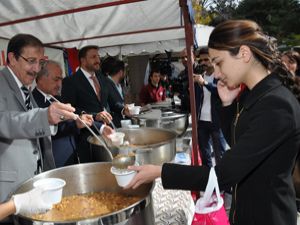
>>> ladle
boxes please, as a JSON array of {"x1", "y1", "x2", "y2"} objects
[
  {"x1": 112, "y1": 154, "x2": 136, "y2": 169},
  {"x1": 92, "y1": 123, "x2": 111, "y2": 150},
  {"x1": 49, "y1": 95, "x2": 113, "y2": 160}
]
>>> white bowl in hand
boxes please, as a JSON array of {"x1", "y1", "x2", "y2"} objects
[
  {"x1": 33, "y1": 178, "x2": 66, "y2": 204},
  {"x1": 110, "y1": 167, "x2": 137, "y2": 187}
]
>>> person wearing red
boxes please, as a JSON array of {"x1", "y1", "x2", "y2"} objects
[{"x1": 139, "y1": 67, "x2": 166, "y2": 106}]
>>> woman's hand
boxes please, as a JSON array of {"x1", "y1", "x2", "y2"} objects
[
  {"x1": 217, "y1": 80, "x2": 240, "y2": 106},
  {"x1": 124, "y1": 165, "x2": 162, "y2": 189}
]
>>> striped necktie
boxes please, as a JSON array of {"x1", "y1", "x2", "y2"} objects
[{"x1": 21, "y1": 86, "x2": 32, "y2": 110}]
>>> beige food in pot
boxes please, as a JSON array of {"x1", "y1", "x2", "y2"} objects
[{"x1": 31, "y1": 192, "x2": 141, "y2": 221}]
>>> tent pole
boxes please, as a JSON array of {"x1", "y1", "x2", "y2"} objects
[{"x1": 179, "y1": 0, "x2": 200, "y2": 166}]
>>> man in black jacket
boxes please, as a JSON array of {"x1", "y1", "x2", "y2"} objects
[
  {"x1": 102, "y1": 57, "x2": 130, "y2": 127},
  {"x1": 61, "y1": 45, "x2": 114, "y2": 162}
]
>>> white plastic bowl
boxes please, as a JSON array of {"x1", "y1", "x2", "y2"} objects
[
  {"x1": 129, "y1": 106, "x2": 141, "y2": 115},
  {"x1": 128, "y1": 124, "x2": 140, "y2": 128},
  {"x1": 33, "y1": 178, "x2": 66, "y2": 204},
  {"x1": 127, "y1": 103, "x2": 135, "y2": 109},
  {"x1": 109, "y1": 132, "x2": 125, "y2": 146},
  {"x1": 110, "y1": 167, "x2": 137, "y2": 187},
  {"x1": 120, "y1": 119, "x2": 132, "y2": 128}
]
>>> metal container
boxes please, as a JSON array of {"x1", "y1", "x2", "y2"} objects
[
  {"x1": 88, "y1": 128, "x2": 177, "y2": 165},
  {"x1": 132, "y1": 110, "x2": 189, "y2": 137},
  {"x1": 87, "y1": 136, "x2": 118, "y2": 162},
  {"x1": 13, "y1": 162, "x2": 154, "y2": 225}
]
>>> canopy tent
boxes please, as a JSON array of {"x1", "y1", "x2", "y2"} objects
[
  {"x1": 0, "y1": 0, "x2": 204, "y2": 165},
  {"x1": 0, "y1": 0, "x2": 213, "y2": 55}
]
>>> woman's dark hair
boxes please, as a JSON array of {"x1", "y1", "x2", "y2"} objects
[
  {"x1": 208, "y1": 19, "x2": 300, "y2": 102},
  {"x1": 7, "y1": 33, "x2": 44, "y2": 64}
]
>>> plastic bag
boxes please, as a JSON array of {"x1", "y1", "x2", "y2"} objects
[{"x1": 191, "y1": 168, "x2": 229, "y2": 225}]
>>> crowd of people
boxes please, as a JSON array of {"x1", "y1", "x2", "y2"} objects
[{"x1": 1, "y1": 18, "x2": 300, "y2": 225}]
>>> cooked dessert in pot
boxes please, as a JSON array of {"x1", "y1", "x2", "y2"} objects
[{"x1": 31, "y1": 191, "x2": 141, "y2": 221}]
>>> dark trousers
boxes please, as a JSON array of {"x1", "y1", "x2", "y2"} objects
[{"x1": 197, "y1": 120, "x2": 225, "y2": 167}]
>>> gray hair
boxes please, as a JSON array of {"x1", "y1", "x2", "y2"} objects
[{"x1": 36, "y1": 59, "x2": 61, "y2": 81}]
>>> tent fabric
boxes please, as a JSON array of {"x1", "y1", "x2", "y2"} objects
[{"x1": 0, "y1": 0, "x2": 213, "y2": 55}]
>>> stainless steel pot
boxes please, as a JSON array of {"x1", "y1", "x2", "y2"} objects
[
  {"x1": 88, "y1": 128, "x2": 177, "y2": 165},
  {"x1": 132, "y1": 109, "x2": 189, "y2": 137},
  {"x1": 13, "y1": 162, "x2": 154, "y2": 225}
]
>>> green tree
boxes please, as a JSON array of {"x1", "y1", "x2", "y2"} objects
[
  {"x1": 202, "y1": 0, "x2": 239, "y2": 26},
  {"x1": 233, "y1": 0, "x2": 300, "y2": 46}
]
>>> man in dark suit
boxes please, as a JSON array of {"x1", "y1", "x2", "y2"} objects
[
  {"x1": 0, "y1": 34, "x2": 78, "y2": 222},
  {"x1": 61, "y1": 45, "x2": 113, "y2": 162},
  {"x1": 33, "y1": 60, "x2": 93, "y2": 167},
  {"x1": 102, "y1": 57, "x2": 130, "y2": 127}
]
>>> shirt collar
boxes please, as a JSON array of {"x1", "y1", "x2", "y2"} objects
[
  {"x1": 36, "y1": 87, "x2": 52, "y2": 103},
  {"x1": 8, "y1": 66, "x2": 31, "y2": 90},
  {"x1": 81, "y1": 67, "x2": 95, "y2": 80}
]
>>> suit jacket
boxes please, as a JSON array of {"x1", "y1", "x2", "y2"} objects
[
  {"x1": 194, "y1": 77, "x2": 221, "y2": 127},
  {"x1": 32, "y1": 88, "x2": 79, "y2": 167},
  {"x1": 61, "y1": 69, "x2": 106, "y2": 162},
  {"x1": 0, "y1": 67, "x2": 55, "y2": 203},
  {"x1": 61, "y1": 69, "x2": 108, "y2": 116},
  {"x1": 105, "y1": 77, "x2": 125, "y2": 127}
]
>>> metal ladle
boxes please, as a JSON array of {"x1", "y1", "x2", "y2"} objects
[
  {"x1": 112, "y1": 154, "x2": 136, "y2": 169},
  {"x1": 49, "y1": 95, "x2": 113, "y2": 160}
]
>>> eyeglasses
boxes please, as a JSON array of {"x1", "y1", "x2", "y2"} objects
[{"x1": 17, "y1": 54, "x2": 47, "y2": 68}]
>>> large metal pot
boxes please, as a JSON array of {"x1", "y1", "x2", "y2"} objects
[
  {"x1": 13, "y1": 162, "x2": 154, "y2": 225},
  {"x1": 132, "y1": 109, "x2": 189, "y2": 137},
  {"x1": 88, "y1": 128, "x2": 177, "y2": 165}
]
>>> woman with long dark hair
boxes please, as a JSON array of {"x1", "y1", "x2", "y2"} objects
[{"x1": 126, "y1": 20, "x2": 300, "y2": 225}]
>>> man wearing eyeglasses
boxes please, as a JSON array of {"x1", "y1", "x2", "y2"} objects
[{"x1": 0, "y1": 34, "x2": 78, "y2": 222}]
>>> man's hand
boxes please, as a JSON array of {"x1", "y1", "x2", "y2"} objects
[
  {"x1": 76, "y1": 114, "x2": 94, "y2": 129},
  {"x1": 48, "y1": 102, "x2": 77, "y2": 125},
  {"x1": 193, "y1": 74, "x2": 205, "y2": 85},
  {"x1": 95, "y1": 111, "x2": 113, "y2": 124},
  {"x1": 102, "y1": 125, "x2": 114, "y2": 137},
  {"x1": 123, "y1": 105, "x2": 131, "y2": 117}
]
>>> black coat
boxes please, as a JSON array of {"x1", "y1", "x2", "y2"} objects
[
  {"x1": 61, "y1": 69, "x2": 107, "y2": 162},
  {"x1": 194, "y1": 77, "x2": 221, "y2": 127},
  {"x1": 61, "y1": 69, "x2": 108, "y2": 116},
  {"x1": 161, "y1": 74, "x2": 300, "y2": 225},
  {"x1": 32, "y1": 88, "x2": 79, "y2": 167}
]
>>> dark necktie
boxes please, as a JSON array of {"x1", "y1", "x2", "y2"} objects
[
  {"x1": 90, "y1": 75, "x2": 101, "y2": 100},
  {"x1": 21, "y1": 86, "x2": 32, "y2": 110}
]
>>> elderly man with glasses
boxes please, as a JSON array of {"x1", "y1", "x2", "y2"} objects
[{"x1": 0, "y1": 34, "x2": 79, "y2": 222}]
